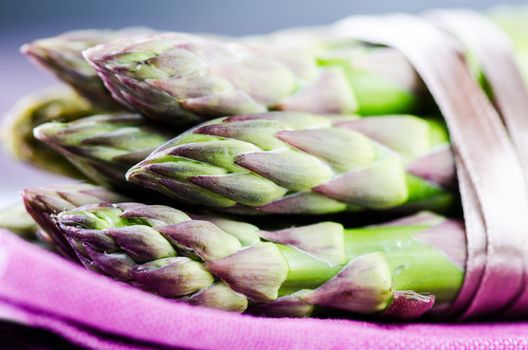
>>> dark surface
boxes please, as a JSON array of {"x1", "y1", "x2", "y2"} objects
[{"x1": 0, "y1": 321, "x2": 83, "y2": 349}]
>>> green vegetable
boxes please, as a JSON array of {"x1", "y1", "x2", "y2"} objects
[
  {"x1": 128, "y1": 112, "x2": 455, "y2": 215},
  {"x1": 1, "y1": 88, "x2": 98, "y2": 178},
  {"x1": 22, "y1": 28, "x2": 153, "y2": 109},
  {"x1": 34, "y1": 113, "x2": 175, "y2": 190},
  {"x1": 55, "y1": 204, "x2": 464, "y2": 319},
  {"x1": 83, "y1": 31, "x2": 427, "y2": 124}
]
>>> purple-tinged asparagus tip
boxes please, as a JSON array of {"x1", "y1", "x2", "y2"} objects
[
  {"x1": 206, "y1": 242, "x2": 288, "y2": 302},
  {"x1": 381, "y1": 291, "x2": 435, "y2": 320},
  {"x1": 303, "y1": 253, "x2": 393, "y2": 314}
]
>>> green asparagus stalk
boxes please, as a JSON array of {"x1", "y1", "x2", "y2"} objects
[
  {"x1": 0, "y1": 201, "x2": 70, "y2": 253},
  {"x1": 127, "y1": 112, "x2": 455, "y2": 215},
  {"x1": 82, "y1": 31, "x2": 426, "y2": 124},
  {"x1": 0, "y1": 202, "x2": 59, "y2": 254},
  {"x1": 33, "y1": 113, "x2": 175, "y2": 190},
  {"x1": 21, "y1": 28, "x2": 153, "y2": 109},
  {"x1": 54, "y1": 203, "x2": 465, "y2": 318},
  {"x1": 21, "y1": 183, "x2": 128, "y2": 261},
  {"x1": 1, "y1": 88, "x2": 98, "y2": 178},
  {"x1": 0, "y1": 202, "x2": 38, "y2": 238}
]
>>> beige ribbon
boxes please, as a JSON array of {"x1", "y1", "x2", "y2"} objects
[
  {"x1": 335, "y1": 14, "x2": 528, "y2": 319},
  {"x1": 428, "y1": 9, "x2": 528, "y2": 317}
]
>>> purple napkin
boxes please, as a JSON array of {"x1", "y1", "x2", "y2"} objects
[{"x1": 2, "y1": 230, "x2": 528, "y2": 350}]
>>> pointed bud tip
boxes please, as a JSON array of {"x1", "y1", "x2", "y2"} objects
[
  {"x1": 205, "y1": 243, "x2": 288, "y2": 302},
  {"x1": 132, "y1": 257, "x2": 214, "y2": 297},
  {"x1": 33, "y1": 123, "x2": 63, "y2": 143},
  {"x1": 20, "y1": 188, "x2": 36, "y2": 204},
  {"x1": 303, "y1": 252, "x2": 393, "y2": 314},
  {"x1": 382, "y1": 291, "x2": 435, "y2": 320},
  {"x1": 125, "y1": 164, "x2": 145, "y2": 182},
  {"x1": 20, "y1": 43, "x2": 32, "y2": 55},
  {"x1": 186, "y1": 283, "x2": 248, "y2": 313},
  {"x1": 21, "y1": 39, "x2": 59, "y2": 60}
]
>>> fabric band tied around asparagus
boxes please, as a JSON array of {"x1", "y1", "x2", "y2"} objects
[
  {"x1": 335, "y1": 14, "x2": 528, "y2": 318},
  {"x1": 428, "y1": 9, "x2": 528, "y2": 318}
]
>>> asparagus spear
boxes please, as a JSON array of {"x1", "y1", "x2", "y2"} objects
[
  {"x1": 83, "y1": 31, "x2": 425, "y2": 124},
  {"x1": 0, "y1": 201, "x2": 65, "y2": 254},
  {"x1": 1, "y1": 88, "x2": 98, "y2": 178},
  {"x1": 54, "y1": 203, "x2": 464, "y2": 318},
  {"x1": 0, "y1": 202, "x2": 38, "y2": 238},
  {"x1": 33, "y1": 113, "x2": 175, "y2": 190},
  {"x1": 22, "y1": 28, "x2": 153, "y2": 109},
  {"x1": 128, "y1": 112, "x2": 455, "y2": 214},
  {"x1": 21, "y1": 183, "x2": 128, "y2": 261}
]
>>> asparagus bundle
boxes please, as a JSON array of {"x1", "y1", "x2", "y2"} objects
[
  {"x1": 12, "y1": 9, "x2": 528, "y2": 323},
  {"x1": 48, "y1": 200, "x2": 463, "y2": 318},
  {"x1": 128, "y1": 112, "x2": 455, "y2": 214}
]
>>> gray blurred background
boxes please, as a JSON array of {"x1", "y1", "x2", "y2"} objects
[{"x1": 0, "y1": 0, "x2": 525, "y2": 206}]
